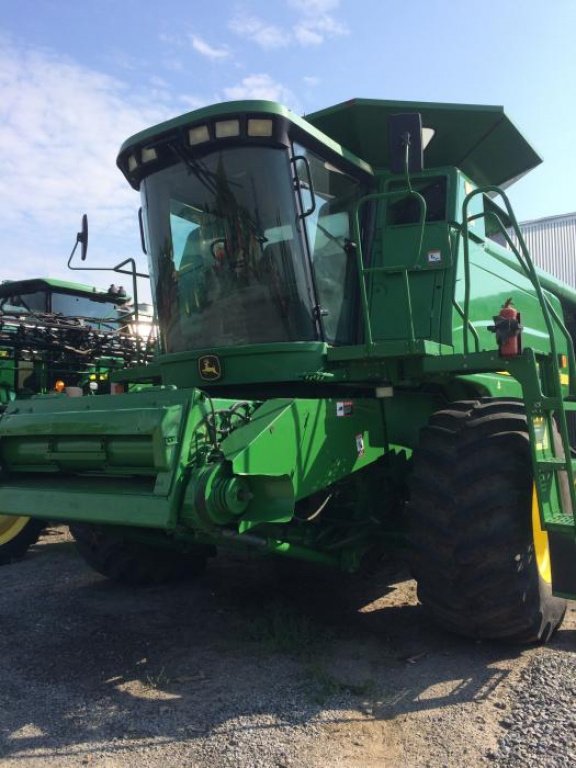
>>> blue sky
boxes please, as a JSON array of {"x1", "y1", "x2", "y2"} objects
[{"x1": 1, "y1": 0, "x2": 575, "y2": 294}]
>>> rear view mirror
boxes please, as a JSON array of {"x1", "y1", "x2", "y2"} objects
[
  {"x1": 388, "y1": 113, "x2": 424, "y2": 174},
  {"x1": 77, "y1": 213, "x2": 89, "y2": 261}
]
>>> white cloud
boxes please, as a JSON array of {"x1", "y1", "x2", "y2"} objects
[
  {"x1": 294, "y1": 25, "x2": 323, "y2": 45},
  {"x1": 0, "y1": 37, "x2": 174, "y2": 285},
  {"x1": 222, "y1": 74, "x2": 297, "y2": 109},
  {"x1": 229, "y1": 5, "x2": 348, "y2": 49},
  {"x1": 228, "y1": 16, "x2": 290, "y2": 50},
  {"x1": 189, "y1": 34, "x2": 230, "y2": 60},
  {"x1": 288, "y1": 0, "x2": 341, "y2": 12},
  {"x1": 291, "y1": 0, "x2": 348, "y2": 45},
  {"x1": 294, "y1": 12, "x2": 348, "y2": 46}
]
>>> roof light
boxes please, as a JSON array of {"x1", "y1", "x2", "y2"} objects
[
  {"x1": 141, "y1": 147, "x2": 157, "y2": 163},
  {"x1": 127, "y1": 154, "x2": 139, "y2": 172},
  {"x1": 215, "y1": 119, "x2": 240, "y2": 138},
  {"x1": 189, "y1": 125, "x2": 210, "y2": 146},
  {"x1": 248, "y1": 118, "x2": 273, "y2": 137}
]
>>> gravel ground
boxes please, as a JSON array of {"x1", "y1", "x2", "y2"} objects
[
  {"x1": 487, "y1": 651, "x2": 576, "y2": 767},
  {"x1": 0, "y1": 527, "x2": 574, "y2": 767}
]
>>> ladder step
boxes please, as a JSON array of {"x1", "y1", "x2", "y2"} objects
[
  {"x1": 536, "y1": 459, "x2": 568, "y2": 471},
  {"x1": 544, "y1": 513, "x2": 576, "y2": 534},
  {"x1": 532, "y1": 397, "x2": 562, "y2": 410}
]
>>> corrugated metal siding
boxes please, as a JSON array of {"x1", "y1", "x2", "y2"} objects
[{"x1": 510, "y1": 212, "x2": 576, "y2": 287}]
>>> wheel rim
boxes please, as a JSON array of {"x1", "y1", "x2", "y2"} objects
[
  {"x1": 0, "y1": 515, "x2": 31, "y2": 546},
  {"x1": 531, "y1": 486, "x2": 552, "y2": 584}
]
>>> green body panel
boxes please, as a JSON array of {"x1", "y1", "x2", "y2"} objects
[
  {"x1": 222, "y1": 397, "x2": 385, "y2": 499},
  {"x1": 1, "y1": 97, "x2": 576, "y2": 593},
  {"x1": 160, "y1": 342, "x2": 328, "y2": 389}
]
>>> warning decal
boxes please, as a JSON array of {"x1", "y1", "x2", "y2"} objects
[{"x1": 336, "y1": 401, "x2": 354, "y2": 417}]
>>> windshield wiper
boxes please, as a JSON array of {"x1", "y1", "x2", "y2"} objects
[{"x1": 169, "y1": 143, "x2": 220, "y2": 196}]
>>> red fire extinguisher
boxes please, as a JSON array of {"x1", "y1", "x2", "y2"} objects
[{"x1": 488, "y1": 298, "x2": 522, "y2": 357}]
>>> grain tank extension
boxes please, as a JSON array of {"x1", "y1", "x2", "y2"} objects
[{"x1": 1, "y1": 98, "x2": 576, "y2": 643}]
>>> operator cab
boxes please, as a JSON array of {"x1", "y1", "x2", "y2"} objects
[
  {"x1": 0, "y1": 278, "x2": 128, "y2": 331},
  {"x1": 118, "y1": 103, "x2": 374, "y2": 355}
]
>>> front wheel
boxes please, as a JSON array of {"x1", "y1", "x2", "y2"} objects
[
  {"x1": 70, "y1": 523, "x2": 209, "y2": 585},
  {"x1": 0, "y1": 516, "x2": 45, "y2": 564},
  {"x1": 408, "y1": 398, "x2": 567, "y2": 644}
]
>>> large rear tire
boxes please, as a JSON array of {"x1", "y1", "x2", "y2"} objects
[
  {"x1": 70, "y1": 523, "x2": 208, "y2": 585},
  {"x1": 408, "y1": 398, "x2": 567, "y2": 643},
  {"x1": 0, "y1": 516, "x2": 45, "y2": 564}
]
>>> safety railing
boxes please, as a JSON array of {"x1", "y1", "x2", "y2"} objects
[
  {"x1": 461, "y1": 186, "x2": 576, "y2": 527},
  {"x1": 352, "y1": 188, "x2": 427, "y2": 355},
  {"x1": 461, "y1": 187, "x2": 576, "y2": 394}
]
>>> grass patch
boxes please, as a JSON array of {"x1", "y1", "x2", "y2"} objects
[
  {"x1": 247, "y1": 598, "x2": 331, "y2": 657},
  {"x1": 304, "y1": 661, "x2": 376, "y2": 705},
  {"x1": 144, "y1": 666, "x2": 170, "y2": 690}
]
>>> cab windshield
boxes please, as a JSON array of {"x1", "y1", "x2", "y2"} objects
[
  {"x1": 143, "y1": 147, "x2": 316, "y2": 352},
  {"x1": 51, "y1": 294, "x2": 123, "y2": 327},
  {"x1": 0, "y1": 290, "x2": 122, "y2": 328}
]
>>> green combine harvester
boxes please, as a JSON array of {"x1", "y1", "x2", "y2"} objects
[
  {"x1": 1, "y1": 97, "x2": 575, "y2": 643},
  {"x1": 0, "y1": 277, "x2": 151, "y2": 562}
]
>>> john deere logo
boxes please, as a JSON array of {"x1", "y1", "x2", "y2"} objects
[{"x1": 198, "y1": 355, "x2": 222, "y2": 381}]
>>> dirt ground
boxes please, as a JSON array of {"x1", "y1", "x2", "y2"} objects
[{"x1": 0, "y1": 527, "x2": 575, "y2": 767}]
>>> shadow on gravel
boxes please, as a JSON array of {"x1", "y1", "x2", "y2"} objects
[
  {"x1": 0, "y1": 533, "x2": 533, "y2": 762},
  {"x1": 548, "y1": 625, "x2": 576, "y2": 651}
]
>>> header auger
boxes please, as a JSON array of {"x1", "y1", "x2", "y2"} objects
[{"x1": 1, "y1": 97, "x2": 575, "y2": 643}]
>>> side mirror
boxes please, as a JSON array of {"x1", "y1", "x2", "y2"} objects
[
  {"x1": 388, "y1": 113, "x2": 424, "y2": 174},
  {"x1": 77, "y1": 214, "x2": 89, "y2": 261}
]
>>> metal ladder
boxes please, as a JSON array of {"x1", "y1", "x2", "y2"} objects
[{"x1": 461, "y1": 188, "x2": 576, "y2": 570}]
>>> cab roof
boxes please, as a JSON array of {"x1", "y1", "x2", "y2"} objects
[{"x1": 0, "y1": 278, "x2": 129, "y2": 303}]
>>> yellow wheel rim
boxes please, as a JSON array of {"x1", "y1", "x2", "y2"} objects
[
  {"x1": 531, "y1": 486, "x2": 552, "y2": 584},
  {"x1": 0, "y1": 515, "x2": 31, "y2": 546}
]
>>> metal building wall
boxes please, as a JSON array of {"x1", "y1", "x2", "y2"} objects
[{"x1": 514, "y1": 212, "x2": 576, "y2": 288}]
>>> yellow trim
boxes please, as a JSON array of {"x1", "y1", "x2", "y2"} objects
[
  {"x1": 0, "y1": 515, "x2": 30, "y2": 546},
  {"x1": 531, "y1": 487, "x2": 552, "y2": 584},
  {"x1": 497, "y1": 370, "x2": 569, "y2": 386}
]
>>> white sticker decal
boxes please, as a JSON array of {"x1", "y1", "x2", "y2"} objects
[{"x1": 427, "y1": 250, "x2": 442, "y2": 264}]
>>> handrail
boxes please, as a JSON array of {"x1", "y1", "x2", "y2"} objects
[
  {"x1": 352, "y1": 188, "x2": 427, "y2": 355},
  {"x1": 461, "y1": 187, "x2": 575, "y2": 393},
  {"x1": 449, "y1": 222, "x2": 480, "y2": 351},
  {"x1": 483, "y1": 212, "x2": 576, "y2": 397},
  {"x1": 462, "y1": 187, "x2": 576, "y2": 520}
]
